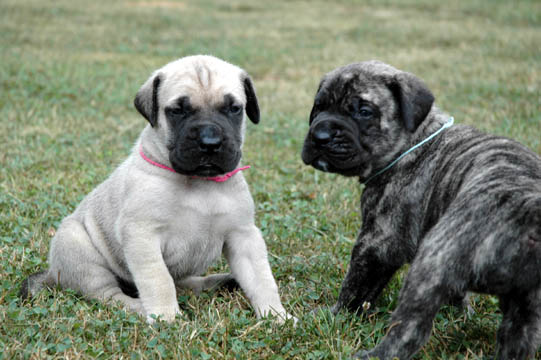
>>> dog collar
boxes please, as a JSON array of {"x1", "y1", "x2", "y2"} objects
[
  {"x1": 364, "y1": 117, "x2": 454, "y2": 185},
  {"x1": 138, "y1": 145, "x2": 250, "y2": 182}
]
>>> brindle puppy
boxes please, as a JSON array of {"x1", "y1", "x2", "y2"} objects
[{"x1": 302, "y1": 61, "x2": 541, "y2": 359}]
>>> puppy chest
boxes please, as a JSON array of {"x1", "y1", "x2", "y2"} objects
[{"x1": 161, "y1": 217, "x2": 226, "y2": 278}]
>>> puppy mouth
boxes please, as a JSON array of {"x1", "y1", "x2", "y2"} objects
[
  {"x1": 172, "y1": 163, "x2": 227, "y2": 177},
  {"x1": 169, "y1": 146, "x2": 241, "y2": 177},
  {"x1": 302, "y1": 140, "x2": 360, "y2": 174},
  {"x1": 312, "y1": 157, "x2": 332, "y2": 172},
  {"x1": 307, "y1": 155, "x2": 361, "y2": 176},
  {"x1": 192, "y1": 163, "x2": 225, "y2": 177},
  {"x1": 170, "y1": 159, "x2": 228, "y2": 177}
]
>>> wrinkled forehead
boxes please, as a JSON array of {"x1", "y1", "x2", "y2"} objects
[
  {"x1": 354, "y1": 75, "x2": 393, "y2": 107},
  {"x1": 322, "y1": 62, "x2": 399, "y2": 108},
  {"x1": 159, "y1": 60, "x2": 245, "y2": 108}
]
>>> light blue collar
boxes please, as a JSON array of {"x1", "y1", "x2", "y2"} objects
[{"x1": 364, "y1": 117, "x2": 454, "y2": 185}]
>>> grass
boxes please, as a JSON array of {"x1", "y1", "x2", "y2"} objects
[{"x1": 1, "y1": 0, "x2": 540, "y2": 358}]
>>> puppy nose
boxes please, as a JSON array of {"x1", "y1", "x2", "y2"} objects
[
  {"x1": 312, "y1": 124, "x2": 335, "y2": 145},
  {"x1": 198, "y1": 125, "x2": 222, "y2": 152}
]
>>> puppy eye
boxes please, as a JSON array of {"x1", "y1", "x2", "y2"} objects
[
  {"x1": 168, "y1": 107, "x2": 186, "y2": 116},
  {"x1": 359, "y1": 106, "x2": 373, "y2": 118},
  {"x1": 229, "y1": 104, "x2": 243, "y2": 115}
]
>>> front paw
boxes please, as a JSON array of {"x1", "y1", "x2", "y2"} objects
[
  {"x1": 330, "y1": 302, "x2": 344, "y2": 315},
  {"x1": 267, "y1": 310, "x2": 298, "y2": 325},
  {"x1": 353, "y1": 349, "x2": 376, "y2": 359},
  {"x1": 311, "y1": 306, "x2": 336, "y2": 317},
  {"x1": 145, "y1": 304, "x2": 181, "y2": 324}
]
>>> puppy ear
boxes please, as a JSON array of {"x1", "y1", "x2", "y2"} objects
[
  {"x1": 390, "y1": 72, "x2": 434, "y2": 132},
  {"x1": 134, "y1": 72, "x2": 163, "y2": 127},
  {"x1": 242, "y1": 74, "x2": 260, "y2": 124},
  {"x1": 309, "y1": 78, "x2": 325, "y2": 124}
]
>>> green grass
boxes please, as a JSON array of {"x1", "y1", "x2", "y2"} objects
[{"x1": 1, "y1": 0, "x2": 540, "y2": 358}]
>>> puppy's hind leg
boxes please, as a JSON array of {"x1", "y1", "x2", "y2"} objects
[
  {"x1": 495, "y1": 290, "x2": 541, "y2": 360},
  {"x1": 48, "y1": 218, "x2": 144, "y2": 315},
  {"x1": 357, "y1": 212, "x2": 471, "y2": 360},
  {"x1": 495, "y1": 200, "x2": 541, "y2": 359},
  {"x1": 176, "y1": 274, "x2": 238, "y2": 295},
  {"x1": 19, "y1": 270, "x2": 56, "y2": 299},
  {"x1": 447, "y1": 291, "x2": 475, "y2": 317},
  {"x1": 357, "y1": 259, "x2": 449, "y2": 360}
]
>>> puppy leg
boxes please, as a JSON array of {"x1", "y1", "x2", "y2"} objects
[
  {"x1": 357, "y1": 212, "x2": 473, "y2": 360},
  {"x1": 357, "y1": 259, "x2": 448, "y2": 360},
  {"x1": 447, "y1": 292, "x2": 474, "y2": 317},
  {"x1": 224, "y1": 225, "x2": 294, "y2": 322},
  {"x1": 87, "y1": 270, "x2": 144, "y2": 314},
  {"x1": 176, "y1": 274, "x2": 238, "y2": 295},
  {"x1": 333, "y1": 238, "x2": 404, "y2": 314},
  {"x1": 495, "y1": 290, "x2": 541, "y2": 360},
  {"x1": 48, "y1": 219, "x2": 143, "y2": 314},
  {"x1": 121, "y1": 223, "x2": 180, "y2": 323}
]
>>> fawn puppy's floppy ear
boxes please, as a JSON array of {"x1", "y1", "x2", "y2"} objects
[
  {"x1": 389, "y1": 72, "x2": 434, "y2": 132},
  {"x1": 242, "y1": 74, "x2": 260, "y2": 124},
  {"x1": 134, "y1": 72, "x2": 163, "y2": 127}
]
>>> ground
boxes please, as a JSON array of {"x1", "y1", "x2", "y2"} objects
[{"x1": 1, "y1": 0, "x2": 540, "y2": 358}]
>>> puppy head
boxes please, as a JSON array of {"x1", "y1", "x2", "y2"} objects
[
  {"x1": 301, "y1": 60, "x2": 434, "y2": 179},
  {"x1": 134, "y1": 55, "x2": 260, "y2": 177}
]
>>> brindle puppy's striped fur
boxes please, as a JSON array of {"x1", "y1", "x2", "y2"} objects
[{"x1": 302, "y1": 61, "x2": 541, "y2": 360}]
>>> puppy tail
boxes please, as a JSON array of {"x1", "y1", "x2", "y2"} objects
[{"x1": 19, "y1": 270, "x2": 54, "y2": 299}]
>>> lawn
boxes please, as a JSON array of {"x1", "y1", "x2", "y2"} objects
[{"x1": 1, "y1": 0, "x2": 540, "y2": 358}]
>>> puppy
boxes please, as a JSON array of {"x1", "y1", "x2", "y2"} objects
[
  {"x1": 21, "y1": 55, "x2": 293, "y2": 324},
  {"x1": 302, "y1": 60, "x2": 541, "y2": 359}
]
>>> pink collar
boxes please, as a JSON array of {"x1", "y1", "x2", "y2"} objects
[{"x1": 139, "y1": 145, "x2": 250, "y2": 182}]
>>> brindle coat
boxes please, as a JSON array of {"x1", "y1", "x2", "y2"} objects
[{"x1": 302, "y1": 61, "x2": 541, "y2": 359}]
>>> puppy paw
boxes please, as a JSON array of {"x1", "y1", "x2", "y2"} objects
[
  {"x1": 267, "y1": 311, "x2": 298, "y2": 326},
  {"x1": 330, "y1": 302, "x2": 345, "y2": 315},
  {"x1": 145, "y1": 305, "x2": 181, "y2": 324},
  {"x1": 279, "y1": 313, "x2": 299, "y2": 326},
  {"x1": 311, "y1": 306, "x2": 335, "y2": 316},
  {"x1": 353, "y1": 349, "x2": 375, "y2": 359}
]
